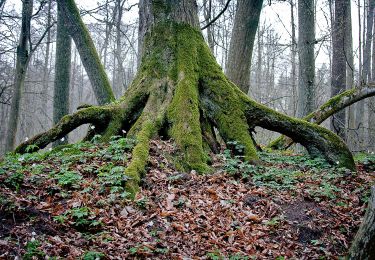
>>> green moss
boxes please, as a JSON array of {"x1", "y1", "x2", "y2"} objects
[
  {"x1": 166, "y1": 24, "x2": 209, "y2": 172},
  {"x1": 319, "y1": 88, "x2": 356, "y2": 111},
  {"x1": 125, "y1": 120, "x2": 155, "y2": 198},
  {"x1": 196, "y1": 37, "x2": 259, "y2": 162}
]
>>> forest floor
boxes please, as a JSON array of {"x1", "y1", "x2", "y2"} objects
[{"x1": 0, "y1": 137, "x2": 374, "y2": 259}]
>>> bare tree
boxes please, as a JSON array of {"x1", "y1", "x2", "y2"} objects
[
  {"x1": 226, "y1": 0, "x2": 263, "y2": 94},
  {"x1": 297, "y1": 0, "x2": 315, "y2": 117},
  {"x1": 4, "y1": 0, "x2": 33, "y2": 152}
]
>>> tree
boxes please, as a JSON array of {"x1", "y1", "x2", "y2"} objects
[
  {"x1": 16, "y1": 0, "x2": 355, "y2": 198},
  {"x1": 348, "y1": 186, "x2": 375, "y2": 259},
  {"x1": 331, "y1": 0, "x2": 348, "y2": 140},
  {"x1": 226, "y1": 0, "x2": 263, "y2": 94},
  {"x1": 53, "y1": 2, "x2": 72, "y2": 147},
  {"x1": 4, "y1": 0, "x2": 33, "y2": 152},
  {"x1": 57, "y1": 0, "x2": 114, "y2": 105},
  {"x1": 297, "y1": 0, "x2": 315, "y2": 117}
]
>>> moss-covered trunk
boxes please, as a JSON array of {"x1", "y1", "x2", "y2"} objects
[{"x1": 16, "y1": 0, "x2": 356, "y2": 197}]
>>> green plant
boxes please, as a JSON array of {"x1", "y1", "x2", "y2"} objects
[
  {"x1": 135, "y1": 197, "x2": 148, "y2": 209},
  {"x1": 25, "y1": 144, "x2": 39, "y2": 153},
  {"x1": 55, "y1": 169, "x2": 82, "y2": 188},
  {"x1": 4, "y1": 172, "x2": 25, "y2": 191},
  {"x1": 82, "y1": 251, "x2": 105, "y2": 260},
  {"x1": 23, "y1": 240, "x2": 45, "y2": 259},
  {"x1": 55, "y1": 207, "x2": 102, "y2": 229}
]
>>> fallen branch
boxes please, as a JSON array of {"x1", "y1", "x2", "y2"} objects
[{"x1": 268, "y1": 84, "x2": 375, "y2": 150}]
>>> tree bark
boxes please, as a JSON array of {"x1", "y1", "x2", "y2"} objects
[
  {"x1": 4, "y1": 0, "x2": 33, "y2": 152},
  {"x1": 53, "y1": 2, "x2": 72, "y2": 147},
  {"x1": 56, "y1": 0, "x2": 115, "y2": 105},
  {"x1": 331, "y1": 0, "x2": 348, "y2": 140},
  {"x1": 226, "y1": 0, "x2": 263, "y2": 94},
  {"x1": 348, "y1": 186, "x2": 375, "y2": 259},
  {"x1": 16, "y1": 0, "x2": 356, "y2": 199},
  {"x1": 297, "y1": 0, "x2": 315, "y2": 117}
]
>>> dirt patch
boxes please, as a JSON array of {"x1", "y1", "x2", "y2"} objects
[
  {"x1": 298, "y1": 225, "x2": 322, "y2": 244},
  {"x1": 282, "y1": 199, "x2": 321, "y2": 223}
]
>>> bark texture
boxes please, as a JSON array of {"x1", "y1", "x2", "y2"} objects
[
  {"x1": 57, "y1": 0, "x2": 115, "y2": 105},
  {"x1": 348, "y1": 186, "x2": 375, "y2": 259},
  {"x1": 16, "y1": 0, "x2": 356, "y2": 199},
  {"x1": 53, "y1": 2, "x2": 72, "y2": 147},
  {"x1": 226, "y1": 0, "x2": 263, "y2": 94},
  {"x1": 5, "y1": 0, "x2": 33, "y2": 152},
  {"x1": 297, "y1": 0, "x2": 315, "y2": 117}
]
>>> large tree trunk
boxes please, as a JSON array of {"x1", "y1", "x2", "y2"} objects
[
  {"x1": 53, "y1": 2, "x2": 72, "y2": 147},
  {"x1": 297, "y1": 0, "x2": 315, "y2": 117},
  {"x1": 16, "y1": 0, "x2": 356, "y2": 198},
  {"x1": 4, "y1": 0, "x2": 33, "y2": 152},
  {"x1": 56, "y1": 0, "x2": 115, "y2": 105},
  {"x1": 226, "y1": 0, "x2": 263, "y2": 94},
  {"x1": 348, "y1": 186, "x2": 375, "y2": 259},
  {"x1": 331, "y1": 0, "x2": 348, "y2": 140}
]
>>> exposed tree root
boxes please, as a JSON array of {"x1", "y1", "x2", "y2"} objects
[
  {"x1": 268, "y1": 85, "x2": 375, "y2": 150},
  {"x1": 15, "y1": 23, "x2": 356, "y2": 198}
]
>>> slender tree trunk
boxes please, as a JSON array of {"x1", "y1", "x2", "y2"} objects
[
  {"x1": 369, "y1": 15, "x2": 375, "y2": 151},
  {"x1": 289, "y1": 0, "x2": 297, "y2": 117},
  {"x1": 56, "y1": 0, "x2": 115, "y2": 105},
  {"x1": 203, "y1": 0, "x2": 215, "y2": 52},
  {"x1": 256, "y1": 25, "x2": 263, "y2": 98},
  {"x1": 226, "y1": 0, "x2": 263, "y2": 94},
  {"x1": 42, "y1": 0, "x2": 52, "y2": 105},
  {"x1": 53, "y1": 2, "x2": 72, "y2": 147},
  {"x1": 297, "y1": 0, "x2": 315, "y2": 117},
  {"x1": 331, "y1": 0, "x2": 348, "y2": 140},
  {"x1": 346, "y1": 0, "x2": 356, "y2": 149},
  {"x1": 4, "y1": 0, "x2": 33, "y2": 152}
]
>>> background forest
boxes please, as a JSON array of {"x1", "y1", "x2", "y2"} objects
[{"x1": 0, "y1": 0, "x2": 374, "y2": 155}]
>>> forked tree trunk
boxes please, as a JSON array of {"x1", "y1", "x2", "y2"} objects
[
  {"x1": 56, "y1": 0, "x2": 115, "y2": 105},
  {"x1": 16, "y1": 0, "x2": 355, "y2": 198}
]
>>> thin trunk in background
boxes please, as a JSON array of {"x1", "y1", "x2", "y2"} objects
[
  {"x1": 369, "y1": 14, "x2": 375, "y2": 151},
  {"x1": 53, "y1": 2, "x2": 72, "y2": 147},
  {"x1": 42, "y1": 0, "x2": 52, "y2": 104},
  {"x1": 331, "y1": 0, "x2": 348, "y2": 140},
  {"x1": 5, "y1": 0, "x2": 33, "y2": 152},
  {"x1": 226, "y1": 0, "x2": 263, "y2": 94},
  {"x1": 289, "y1": 0, "x2": 297, "y2": 116},
  {"x1": 346, "y1": 0, "x2": 356, "y2": 149},
  {"x1": 357, "y1": 0, "x2": 374, "y2": 150},
  {"x1": 203, "y1": 0, "x2": 215, "y2": 52},
  {"x1": 297, "y1": 0, "x2": 315, "y2": 117}
]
